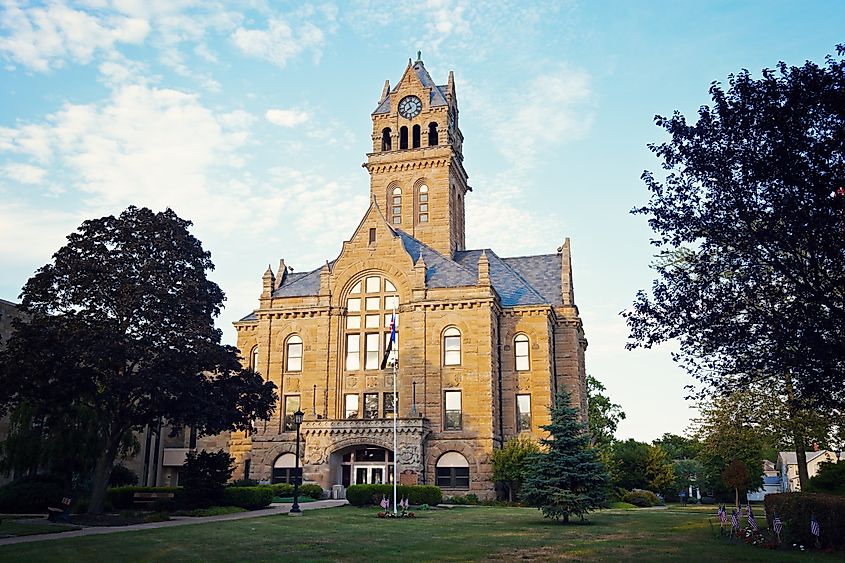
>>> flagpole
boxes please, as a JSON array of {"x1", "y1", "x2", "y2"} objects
[{"x1": 392, "y1": 308, "x2": 398, "y2": 515}]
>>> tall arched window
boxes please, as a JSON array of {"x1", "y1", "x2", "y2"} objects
[
  {"x1": 443, "y1": 327, "x2": 461, "y2": 366},
  {"x1": 250, "y1": 346, "x2": 259, "y2": 372},
  {"x1": 514, "y1": 334, "x2": 530, "y2": 371},
  {"x1": 391, "y1": 187, "x2": 402, "y2": 225},
  {"x1": 272, "y1": 453, "x2": 297, "y2": 484},
  {"x1": 418, "y1": 184, "x2": 429, "y2": 223},
  {"x1": 381, "y1": 127, "x2": 392, "y2": 151},
  {"x1": 399, "y1": 126, "x2": 408, "y2": 149},
  {"x1": 345, "y1": 275, "x2": 399, "y2": 372},
  {"x1": 436, "y1": 452, "x2": 469, "y2": 489},
  {"x1": 412, "y1": 124, "x2": 421, "y2": 148},
  {"x1": 428, "y1": 122, "x2": 438, "y2": 146},
  {"x1": 286, "y1": 335, "x2": 303, "y2": 372}
]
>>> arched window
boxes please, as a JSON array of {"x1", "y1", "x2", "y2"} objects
[
  {"x1": 250, "y1": 346, "x2": 259, "y2": 372},
  {"x1": 428, "y1": 122, "x2": 438, "y2": 146},
  {"x1": 272, "y1": 453, "x2": 298, "y2": 484},
  {"x1": 436, "y1": 452, "x2": 469, "y2": 489},
  {"x1": 381, "y1": 127, "x2": 392, "y2": 151},
  {"x1": 412, "y1": 124, "x2": 421, "y2": 148},
  {"x1": 443, "y1": 327, "x2": 461, "y2": 366},
  {"x1": 390, "y1": 187, "x2": 402, "y2": 225},
  {"x1": 418, "y1": 184, "x2": 429, "y2": 223},
  {"x1": 514, "y1": 334, "x2": 529, "y2": 371},
  {"x1": 286, "y1": 335, "x2": 303, "y2": 372},
  {"x1": 345, "y1": 275, "x2": 399, "y2": 372},
  {"x1": 399, "y1": 126, "x2": 408, "y2": 149}
]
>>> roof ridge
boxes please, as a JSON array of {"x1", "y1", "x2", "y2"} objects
[
  {"x1": 392, "y1": 229, "x2": 477, "y2": 278},
  {"x1": 501, "y1": 252, "x2": 560, "y2": 260},
  {"x1": 484, "y1": 249, "x2": 547, "y2": 303},
  {"x1": 273, "y1": 266, "x2": 321, "y2": 295}
]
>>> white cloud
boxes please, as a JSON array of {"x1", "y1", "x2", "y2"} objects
[
  {"x1": 232, "y1": 17, "x2": 325, "y2": 67},
  {"x1": 0, "y1": 0, "x2": 149, "y2": 71},
  {"x1": 1, "y1": 162, "x2": 47, "y2": 184},
  {"x1": 265, "y1": 108, "x2": 309, "y2": 127}
]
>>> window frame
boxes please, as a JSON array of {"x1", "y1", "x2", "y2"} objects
[
  {"x1": 443, "y1": 327, "x2": 461, "y2": 366},
  {"x1": 516, "y1": 394, "x2": 531, "y2": 432},
  {"x1": 363, "y1": 393, "x2": 379, "y2": 419},
  {"x1": 285, "y1": 335, "x2": 303, "y2": 372},
  {"x1": 444, "y1": 389, "x2": 462, "y2": 431},
  {"x1": 283, "y1": 395, "x2": 301, "y2": 431},
  {"x1": 514, "y1": 334, "x2": 530, "y2": 371},
  {"x1": 344, "y1": 393, "x2": 359, "y2": 419}
]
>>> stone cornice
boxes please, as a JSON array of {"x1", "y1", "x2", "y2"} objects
[{"x1": 301, "y1": 418, "x2": 431, "y2": 438}]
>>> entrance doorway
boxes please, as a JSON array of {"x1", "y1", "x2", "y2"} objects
[{"x1": 337, "y1": 446, "x2": 394, "y2": 487}]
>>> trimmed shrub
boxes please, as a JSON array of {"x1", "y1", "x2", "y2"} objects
[
  {"x1": 346, "y1": 484, "x2": 441, "y2": 506},
  {"x1": 107, "y1": 486, "x2": 181, "y2": 510},
  {"x1": 221, "y1": 487, "x2": 274, "y2": 510},
  {"x1": 109, "y1": 464, "x2": 139, "y2": 487},
  {"x1": 229, "y1": 478, "x2": 259, "y2": 487},
  {"x1": 622, "y1": 490, "x2": 662, "y2": 507},
  {"x1": 0, "y1": 475, "x2": 64, "y2": 513},
  {"x1": 181, "y1": 450, "x2": 234, "y2": 508},
  {"x1": 764, "y1": 492, "x2": 845, "y2": 549},
  {"x1": 299, "y1": 484, "x2": 323, "y2": 500}
]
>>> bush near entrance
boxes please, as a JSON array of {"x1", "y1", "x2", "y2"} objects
[
  {"x1": 346, "y1": 484, "x2": 441, "y2": 506},
  {"x1": 764, "y1": 493, "x2": 845, "y2": 549},
  {"x1": 221, "y1": 487, "x2": 273, "y2": 510}
]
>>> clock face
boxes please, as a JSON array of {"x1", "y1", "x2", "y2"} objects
[{"x1": 398, "y1": 95, "x2": 422, "y2": 119}]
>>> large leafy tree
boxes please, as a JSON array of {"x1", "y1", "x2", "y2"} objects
[
  {"x1": 0, "y1": 207, "x2": 277, "y2": 513},
  {"x1": 610, "y1": 439, "x2": 651, "y2": 491},
  {"x1": 586, "y1": 375, "x2": 626, "y2": 458},
  {"x1": 521, "y1": 391, "x2": 608, "y2": 523},
  {"x1": 625, "y1": 46, "x2": 845, "y2": 486},
  {"x1": 491, "y1": 435, "x2": 541, "y2": 502}
]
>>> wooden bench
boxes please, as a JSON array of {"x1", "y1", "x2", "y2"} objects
[
  {"x1": 133, "y1": 491, "x2": 175, "y2": 508},
  {"x1": 47, "y1": 497, "x2": 73, "y2": 523}
]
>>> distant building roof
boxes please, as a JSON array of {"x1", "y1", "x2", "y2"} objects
[{"x1": 777, "y1": 451, "x2": 835, "y2": 466}]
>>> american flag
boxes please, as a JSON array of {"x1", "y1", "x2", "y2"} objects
[
  {"x1": 718, "y1": 505, "x2": 727, "y2": 525},
  {"x1": 731, "y1": 509, "x2": 740, "y2": 530},
  {"x1": 772, "y1": 513, "x2": 783, "y2": 535},
  {"x1": 746, "y1": 503, "x2": 758, "y2": 532},
  {"x1": 810, "y1": 514, "x2": 820, "y2": 537}
]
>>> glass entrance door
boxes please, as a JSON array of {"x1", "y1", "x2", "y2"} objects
[{"x1": 353, "y1": 464, "x2": 386, "y2": 484}]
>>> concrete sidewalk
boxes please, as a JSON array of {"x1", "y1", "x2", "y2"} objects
[{"x1": 0, "y1": 499, "x2": 348, "y2": 546}]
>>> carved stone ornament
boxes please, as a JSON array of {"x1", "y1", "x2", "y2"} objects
[
  {"x1": 446, "y1": 373, "x2": 462, "y2": 387},
  {"x1": 366, "y1": 376, "x2": 379, "y2": 389},
  {"x1": 345, "y1": 376, "x2": 358, "y2": 388},
  {"x1": 287, "y1": 377, "x2": 301, "y2": 392}
]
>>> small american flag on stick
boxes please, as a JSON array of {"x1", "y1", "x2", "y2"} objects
[
  {"x1": 746, "y1": 503, "x2": 758, "y2": 532},
  {"x1": 811, "y1": 514, "x2": 820, "y2": 537},
  {"x1": 731, "y1": 509, "x2": 740, "y2": 530}
]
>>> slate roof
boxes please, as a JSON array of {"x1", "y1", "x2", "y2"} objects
[
  {"x1": 372, "y1": 61, "x2": 448, "y2": 115},
  {"x1": 239, "y1": 230, "x2": 562, "y2": 320}
]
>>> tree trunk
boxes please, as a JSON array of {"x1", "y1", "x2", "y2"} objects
[
  {"x1": 508, "y1": 484, "x2": 514, "y2": 502},
  {"x1": 88, "y1": 434, "x2": 122, "y2": 514},
  {"x1": 734, "y1": 487, "x2": 739, "y2": 510},
  {"x1": 784, "y1": 371, "x2": 811, "y2": 490}
]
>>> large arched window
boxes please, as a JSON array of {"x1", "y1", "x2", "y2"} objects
[
  {"x1": 390, "y1": 187, "x2": 402, "y2": 225},
  {"x1": 418, "y1": 184, "x2": 429, "y2": 223},
  {"x1": 345, "y1": 275, "x2": 399, "y2": 372},
  {"x1": 381, "y1": 127, "x2": 392, "y2": 151},
  {"x1": 412, "y1": 124, "x2": 421, "y2": 148},
  {"x1": 399, "y1": 126, "x2": 408, "y2": 149},
  {"x1": 514, "y1": 334, "x2": 530, "y2": 371},
  {"x1": 428, "y1": 122, "x2": 438, "y2": 146},
  {"x1": 436, "y1": 452, "x2": 469, "y2": 489},
  {"x1": 286, "y1": 335, "x2": 303, "y2": 372},
  {"x1": 443, "y1": 327, "x2": 461, "y2": 366},
  {"x1": 272, "y1": 453, "x2": 298, "y2": 484}
]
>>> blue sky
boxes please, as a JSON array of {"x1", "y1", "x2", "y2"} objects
[{"x1": 1, "y1": 1, "x2": 842, "y2": 442}]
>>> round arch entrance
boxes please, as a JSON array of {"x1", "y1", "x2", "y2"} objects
[{"x1": 332, "y1": 445, "x2": 395, "y2": 487}]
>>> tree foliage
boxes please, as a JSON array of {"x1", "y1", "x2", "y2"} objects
[
  {"x1": 625, "y1": 46, "x2": 845, "y2": 410},
  {"x1": 610, "y1": 439, "x2": 651, "y2": 491},
  {"x1": 644, "y1": 445, "x2": 675, "y2": 497},
  {"x1": 491, "y1": 435, "x2": 541, "y2": 502},
  {"x1": 181, "y1": 449, "x2": 234, "y2": 508},
  {"x1": 586, "y1": 375, "x2": 626, "y2": 455},
  {"x1": 653, "y1": 433, "x2": 701, "y2": 461},
  {"x1": 0, "y1": 207, "x2": 277, "y2": 513},
  {"x1": 521, "y1": 391, "x2": 608, "y2": 523}
]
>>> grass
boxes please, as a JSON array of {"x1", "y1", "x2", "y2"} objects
[
  {"x1": 0, "y1": 519, "x2": 79, "y2": 537},
  {"x1": 172, "y1": 506, "x2": 247, "y2": 517},
  {"x1": 0, "y1": 504, "x2": 840, "y2": 561}
]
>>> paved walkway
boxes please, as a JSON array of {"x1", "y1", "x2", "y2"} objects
[{"x1": 0, "y1": 499, "x2": 348, "y2": 546}]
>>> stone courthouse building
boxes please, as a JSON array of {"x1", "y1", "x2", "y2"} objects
[{"x1": 229, "y1": 57, "x2": 588, "y2": 498}]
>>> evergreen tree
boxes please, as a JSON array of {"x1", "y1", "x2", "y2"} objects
[{"x1": 521, "y1": 390, "x2": 609, "y2": 523}]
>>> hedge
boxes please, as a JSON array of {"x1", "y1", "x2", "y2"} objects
[
  {"x1": 346, "y1": 484, "x2": 441, "y2": 506},
  {"x1": 622, "y1": 490, "x2": 662, "y2": 508},
  {"x1": 0, "y1": 475, "x2": 64, "y2": 513},
  {"x1": 221, "y1": 487, "x2": 274, "y2": 510},
  {"x1": 250, "y1": 483, "x2": 322, "y2": 499},
  {"x1": 764, "y1": 492, "x2": 845, "y2": 549},
  {"x1": 107, "y1": 486, "x2": 182, "y2": 510}
]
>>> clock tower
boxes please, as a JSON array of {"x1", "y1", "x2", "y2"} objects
[{"x1": 364, "y1": 54, "x2": 470, "y2": 257}]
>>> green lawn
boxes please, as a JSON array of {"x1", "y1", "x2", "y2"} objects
[
  {"x1": 0, "y1": 519, "x2": 79, "y2": 537},
  {"x1": 0, "y1": 505, "x2": 838, "y2": 561}
]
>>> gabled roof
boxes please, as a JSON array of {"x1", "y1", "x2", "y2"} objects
[
  {"x1": 777, "y1": 451, "x2": 836, "y2": 466},
  {"x1": 239, "y1": 230, "x2": 563, "y2": 318},
  {"x1": 372, "y1": 60, "x2": 448, "y2": 115}
]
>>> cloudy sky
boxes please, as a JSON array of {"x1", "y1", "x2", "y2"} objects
[{"x1": 1, "y1": 0, "x2": 842, "y2": 442}]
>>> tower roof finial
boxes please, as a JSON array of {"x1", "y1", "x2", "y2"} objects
[{"x1": 416, "y1": 50, "x2": 422, "y2": 63}]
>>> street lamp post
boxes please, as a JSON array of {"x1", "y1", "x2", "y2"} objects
[{"x1": 290, "y1": 409, "x2": 305, "y2": 516}]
